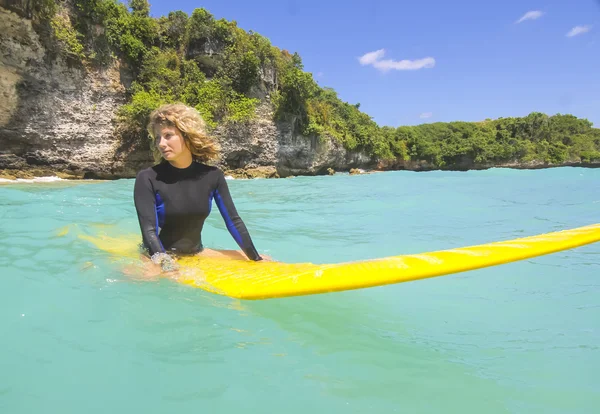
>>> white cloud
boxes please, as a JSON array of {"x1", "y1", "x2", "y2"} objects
[
  {"x1": 567, "y1": 25, "x2": 592, "y2": 37},
  {"x1": 359, "y1": 49, "x2": 386, "y2": 65},
  {"x1": 420, "y1": 112, "x2": 433, "y2": 119},
  {"x1": 359, "y1": 49, "x2": 435, "y2": 72},
  {"x1": 373, "y1": 57, "x2": 436, "y2": 71},
  {"x1": 516, "y1": 10, "x2": 544, "y2": 24}
]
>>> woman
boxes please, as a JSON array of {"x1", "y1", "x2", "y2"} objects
[{"x1": 133, "y1": 102, "x2": 268, "y2": 274}]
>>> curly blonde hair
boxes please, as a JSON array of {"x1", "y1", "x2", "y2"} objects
[{"x1": 147, "y1": 103, "x2": 220, "y2": 163}]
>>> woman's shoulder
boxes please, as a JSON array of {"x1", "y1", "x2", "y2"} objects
[
  {"x1": 135, "y1": 164, "x2": 161, "y2": 180},
  {"x1": 195, "y1": 162, "x2": 224, "y2": 176}
]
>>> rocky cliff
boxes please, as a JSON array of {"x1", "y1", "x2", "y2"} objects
[
  {"x1": 2, "y1": 2, "x2": 598, "y2": 181},
  {"x1": 0, "y1": 3, "x2": 375, "y2": 180},
  {"x1": 0, "y1": 4, "x2": 131, "y2": 179}
]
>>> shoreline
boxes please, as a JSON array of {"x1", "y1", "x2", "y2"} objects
[{"x1": 1, "y1": 162, "x2": 599, "y2": 184}]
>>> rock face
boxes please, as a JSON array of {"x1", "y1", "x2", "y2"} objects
[
  {"x1": 0, "y1": 4, "x2": 376, "y2": 179},
  {"x1": 213, "y1": 102, "x2": 374, "y2": 178},
  {"x1": 0, "y1": 5, "x2": 134, "y2": 179}
]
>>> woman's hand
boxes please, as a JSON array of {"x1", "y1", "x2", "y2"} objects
[{"x1": 123, "y1": 253, "x2": 180, "y2": 281}]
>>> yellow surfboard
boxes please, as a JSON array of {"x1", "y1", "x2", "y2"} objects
[{"x1": 74, "y1": 223, "x2": 600, "y2": 300}]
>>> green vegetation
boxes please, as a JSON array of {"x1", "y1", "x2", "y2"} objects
[
  {"x1": 50, "y1": 11, "x2": 85, "y2": 60},
  {"x1": 392, "y1": 113, "x2": 600, "y2": 168},
  {"x1": 31, "y1": 0, "x2": 58, "y2": 19},
  {"x1": 30, "y1": 0, "x2": 600, "y2": 168}
]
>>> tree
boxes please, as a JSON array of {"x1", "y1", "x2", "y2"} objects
[
  {"x1": 159, "y1": 10, "x2": 188, "y2": 49},
  {"x1": 129, "y1": 0, "x2": 150, "y2": 18},
  {"x1": 292, "y1": 52, "x2": 303, "y2": 69}
]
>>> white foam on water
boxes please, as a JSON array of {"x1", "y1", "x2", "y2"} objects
[{"x1": 0, "y1": 176, "x2": 64, "y2": 184}]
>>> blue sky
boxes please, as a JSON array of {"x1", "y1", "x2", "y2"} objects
[{"x1": 142, "y1": 0, "x2": 599, "y2": 127}]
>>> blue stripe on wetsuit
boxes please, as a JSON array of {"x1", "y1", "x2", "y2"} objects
[
  {"x1": 213, "y1": 189, "x2": 243, "y2": 246},
  {"x1": 155, "y1": 192, "x2": 166, "y2": 251}
]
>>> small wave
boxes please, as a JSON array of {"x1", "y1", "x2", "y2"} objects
[
  {"x1": 0, "y1": 176, "x2": 64, "y2": 184},
  {"x1": 224, "y1": 175, "x2": 235, "y2": 180}
]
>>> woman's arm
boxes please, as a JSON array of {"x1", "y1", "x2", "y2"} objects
[
  {"x1": 134, "y1": 172, "x2": 180, "y2": 272},
  {"x1": 212, "y1": 170, "x2": 263, "y2": 261},
  {"x1": 133, "y1": 171, "x2": 166, "y2": 256}
]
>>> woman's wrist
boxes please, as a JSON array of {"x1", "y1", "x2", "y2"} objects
[{"x1": 150, "y1": 252, "x2": 179, "y2": 272}]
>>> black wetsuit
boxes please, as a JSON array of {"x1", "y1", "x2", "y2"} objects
[{"x1": 133, "y1": 161, "x2": 262, "y2": 261}]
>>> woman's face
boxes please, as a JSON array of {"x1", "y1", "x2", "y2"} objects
[{"x1": 154, "y1": 124, "x2": 191, "y2": 163}]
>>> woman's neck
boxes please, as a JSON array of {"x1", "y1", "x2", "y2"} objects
[{"x1": 168, "y1": 153, "x2": 193, "y2": 169}]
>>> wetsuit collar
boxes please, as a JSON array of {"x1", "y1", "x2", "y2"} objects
[{"x1": 167, "y1": 159, "x2": 194, "y2": 170}]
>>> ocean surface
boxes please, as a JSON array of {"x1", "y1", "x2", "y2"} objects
[{"x1": 1, "y1": 167, "x2": 599, "y2": 413}]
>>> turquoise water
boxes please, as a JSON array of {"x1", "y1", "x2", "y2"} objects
[{"x1": 1, "y1": 167, "x2": 599, "y2": 413}]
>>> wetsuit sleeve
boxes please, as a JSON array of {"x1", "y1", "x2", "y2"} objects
[
  {"x1": 213, "y1": 170, "x2": 262, "y2": 261},
  {"x1": 133, "y1": 172, "x2": 165, "y2": 256}
]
